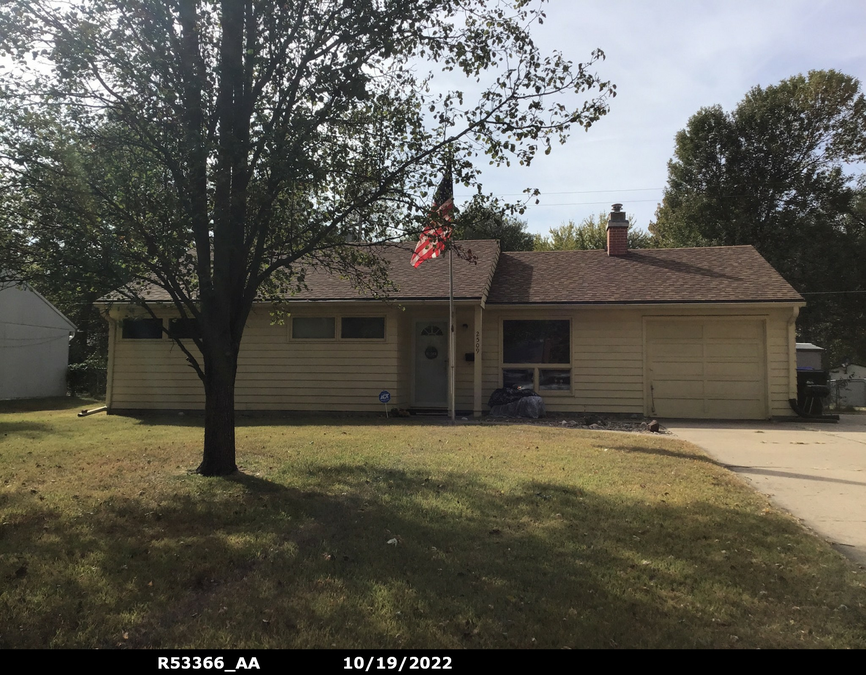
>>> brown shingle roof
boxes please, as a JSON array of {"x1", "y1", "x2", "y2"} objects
[
  {"x1": 486, "y1": 246, "x2": 803, "y2": 304},
  {"x1": 291, "y1": 240, "x2": 500, "y2": 301},
  {"x1": 101, "y1": 240, "x2": 501, "y2": 303}
]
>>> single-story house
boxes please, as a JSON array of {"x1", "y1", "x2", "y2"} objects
[
  {"x1": 1, "y1": 280, "x2": 76, "y2": 400},
  {"x1": 101, "y1": 208, "x2": 805, "y2": 419}
]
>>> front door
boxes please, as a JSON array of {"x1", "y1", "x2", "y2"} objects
[{"x1": 414, "y1": 321, "x2": 448, "y2": 407}]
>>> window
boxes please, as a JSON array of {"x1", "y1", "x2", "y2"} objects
[
  {"x1": 122, "y1": 318, "x2": 163, "y2": 339},
  {"x1": 501, "y1": 319, "x2": 571, "y2": 392},
  {"x1": 503, "y1": 320, "x2": 569, "y2": 363},
  {"x1": 168, "y1": 318, "x2": 200, "y2": 339},
  {"x1": 292, "y1": 317, "x2": 335, "y2": 339},
  {"x1": 341, "y1": 317, "x2": 385, "y2": 339},
  {"x1": 539, "y1": 369, "x2": 571, "y2": 391},
  {"x1": 288, "y1": 316, "x2": 385, "y2": 340}
]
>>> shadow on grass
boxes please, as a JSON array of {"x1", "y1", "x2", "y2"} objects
[
  {"x1": 123, "y1": 412, "x2": 451, "y2": 430},
  {"x1": 0, "y1": 420, "x2": 57, "y2": 436},
  {"x1": 2, "y1": 464, "x2": 865, "y2": 649},
  {"x1": 0, "y1": 397, "x2": 98, "y2": 413}
]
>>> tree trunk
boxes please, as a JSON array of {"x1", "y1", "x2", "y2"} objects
[{"x1": 197, "y1": 353, "x2": 239, "y2": 476}]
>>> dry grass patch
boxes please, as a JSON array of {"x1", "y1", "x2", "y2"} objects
[{"x1": 1, "y1": 399, "x2": 865, "y2": 648}]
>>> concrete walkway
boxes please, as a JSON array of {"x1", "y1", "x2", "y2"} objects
[{"x1": 663, "y1": 415, "x2": 866, "y2": 567}]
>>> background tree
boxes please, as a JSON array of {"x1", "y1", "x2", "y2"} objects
[
  {"x1": 534, "y1": 211, "x2": 653, "y2": 250},
  {"x1": 650, "y1": 70, "x2": 866, "y2": 365},
  {"x1": 0, "y1": 115, "x2": 126, "y2": 396},
  {"x1": 0, "y1": 0, "x2": 615, "y2": 475},
  {"x1": 452, "y1": 196, "x2": 535, "y2": 252},
  {"x1": 817, "y1": 181, "x2": 866, "y2": 365}
]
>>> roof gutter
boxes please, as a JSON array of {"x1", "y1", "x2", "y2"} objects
[{"x1": 485, "y1": 300, "x2": 807, "y2": 309}]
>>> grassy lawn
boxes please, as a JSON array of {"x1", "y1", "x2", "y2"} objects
[{"x1": 1, "y1": 398, "x2": 865, "y2": 649}]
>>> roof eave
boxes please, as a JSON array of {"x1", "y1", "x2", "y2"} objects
[
  {"x1": 485, "y1": 299, "x2": 806, "y2": 308},
  {"x1": 97, "y1": 296, "x2": 487, "y2": 306},
  {"x1": 5, "y1": 280, "x2": 78, "y2": 333},
  {"x1": 478, "y1": 242, "x2": 501, "y2": 310}
]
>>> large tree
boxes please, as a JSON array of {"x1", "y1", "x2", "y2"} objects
[
  {"x1": 650, "y1": 70, "x2": 866, "y2": 365},
  {"x1": 0, "y1": 1, "x2": 615, "y2": 474}
]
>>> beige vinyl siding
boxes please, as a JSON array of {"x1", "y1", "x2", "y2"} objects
[
  {"x1": 484, "y1": 308, "x2": 644, "y2": 414},
  {"x1": 105, "y1": 316, "x2": 116, "y2": 406},
  {"x1": 483, "y1": 305, "x2": 797, "y2": 419},
  {"x1": 454, "y1": 307, "x2": 475, "y2": 410},
  {"x1": 107, "y1": 301, "x2": 797, "y2": 419},
  {"x1": 109, "y1": 305, "x2": 405, "y2": 412},
  {"x1": 481, "y1": 317, "x2": 501, "y2": 407},
  {"x1": 571, "y1": 311, "x2": 644, "y2": 413},
  {"x1": 769, "y1": 307, "x2": 797, "y2": 417},
  {"x1": 238, "y1": 308, "x2": 401, "y2": 411},
  {"x1": 111, "y1": 336, "x2": 203, "y2": 408},
  {"x1": 396, "y1": 311, "x2": 413, "y2": 408}
]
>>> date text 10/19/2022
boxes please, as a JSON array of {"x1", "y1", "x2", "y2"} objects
[{"x1": 344, "y1": 657, "x2": 452, "y2": 671}]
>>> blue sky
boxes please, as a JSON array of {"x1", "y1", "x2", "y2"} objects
[{"x1": 453, "y1": 0, "x2": 866, "y2": 237}]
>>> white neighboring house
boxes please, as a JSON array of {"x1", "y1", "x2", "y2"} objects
[
  {"x1": 0, "y1": 281, "x2": 76, "y2": 399},
  {"x1": 830, "y1": 364, "x2": 866, "y2": 380},
  {"x1": 829, "y1": 364, "x2": 866, "y2": 409}
]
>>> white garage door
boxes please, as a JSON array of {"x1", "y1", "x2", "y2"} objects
[{"x1": 646, "y1": 319, "x2": 767, "y2": 419}]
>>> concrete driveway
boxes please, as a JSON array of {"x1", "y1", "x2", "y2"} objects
[{"x1": 663, "y1": 414, "x2": 866, "y2": 567}]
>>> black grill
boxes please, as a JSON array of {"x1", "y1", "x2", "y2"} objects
[{"x1": 797, "y1": 370, "x2": 829, "y2": 416}]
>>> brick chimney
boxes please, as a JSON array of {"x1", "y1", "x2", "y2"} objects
[{"x1": 606, "y1": 203, "x2": 629, "y2": 256}]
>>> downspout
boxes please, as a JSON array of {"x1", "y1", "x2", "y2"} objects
[{"x1": 787, "y1": 306, "x2": 805, "y2": 416}]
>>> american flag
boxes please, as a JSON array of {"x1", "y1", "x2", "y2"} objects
[{"x1": 410, "y1": 161, "x2": 454, "y2": 268}]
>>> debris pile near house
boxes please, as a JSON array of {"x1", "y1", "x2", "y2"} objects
[
  {"x1": 483, "y1": 412, "x2": 667, "y2": 434},
  {"x1": 487, "y1": 387, "x2": 546, "y2": 419},
  {"x1": 570, "y1": 416, "x2": 664, "y2": 433}
]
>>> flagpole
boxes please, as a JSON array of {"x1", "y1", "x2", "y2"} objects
[{"x1": 448, "y1": 242, "x2": 456, "y2": 422}]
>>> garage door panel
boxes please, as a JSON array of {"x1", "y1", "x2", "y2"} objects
[
  {"x1": 652, "y1": 361, "x2": 705, "y2": 377},
  {"x1": 651, "y1": 380, "x2": 705, "y2": 398},
  {"x1": 647, "y1": 318, "x2": 767, "y2": 420},
  {"x1": 705, "y1": 361, "x2": 760, "y2": 378},
  {"x1": 650, "y1": 342, "x2": 704, "y2": 359},
  {"x1": 653, "y1": 398, "x2": 706, "y2": 418},
  {"x1": 650, "y1": 322, "x2": 704, "y2": 340},
  {"x1": 705, "y1": 341, "x2": 761, "y2": 360},
  {"x1": 705, "y1": 380, "x2": 763, "y2": 399},
  {"x1": 705, "y1": 322, "x2": 762, "y2": 340}
]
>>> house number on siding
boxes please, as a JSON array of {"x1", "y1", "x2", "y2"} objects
[{"x1": 475, "y1": 331, "x2": 480, "y2": 355}]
